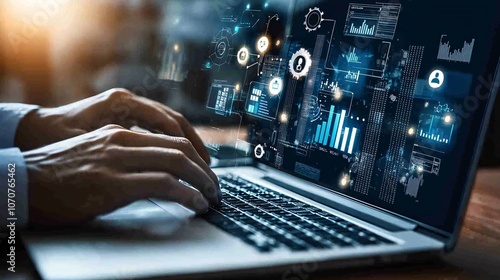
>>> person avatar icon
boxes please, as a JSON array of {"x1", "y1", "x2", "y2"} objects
[
  {"x1": 431, "y1": 73, "x2": 441, "y2": 84},
  {"x1": 272, "y1": 80, "x2": 280, "y2": 90},
  {"x1": 428, "y1": 70, "x2": 444, "y2": 89}
]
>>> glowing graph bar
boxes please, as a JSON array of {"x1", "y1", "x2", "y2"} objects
[
  {"x1": 348, "y1": 128, "x2": 357, "y2": 154},
  {"x1": 330, "y1": 114, "x2": 341, "y2": 148},
  {"x1": 334, "y1": 110, "x2": 346, "y2": 149},
  {"x1": 315, "y1": 124, "x2": 321, "y2": 142},
  {"x1": 323, "y1": 106, "x2": 335, "y2": 146},
  {"x1": 341, "y1": 128, "x2": 350, "y2": 152},
  {"x1": 319, "y1": 122, "x2": 327, "y2": 143}
]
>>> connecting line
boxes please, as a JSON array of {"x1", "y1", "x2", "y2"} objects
[
  {"x1": 265, "y1": 14, "x2": 279, "y2": 35},
  {"x1": 253, "y1": 19, "x2": 260, "y2": 28},
  {"x1": 247, "y1": 62, "x2": 259, "y2": 69}
]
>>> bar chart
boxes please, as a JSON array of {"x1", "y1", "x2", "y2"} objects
[
  {"x1": 418, "y1": 114, "x2": 454, "y2": 144},
  {"x1": 313, "y1": 106, "x2": 358, "y2": 155},
  {"x1": 437, "y1": 35, "x2": 475, "y2": 63},
  {"x1": 345, "y1": 71, "x2": 360, "y2": 83},
  {"x1": 349, "y1": 20, "x2": 376, "y2": 36}
]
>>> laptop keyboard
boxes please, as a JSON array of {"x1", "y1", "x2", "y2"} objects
[{"x1": 203, "y1": 175, "x2": 395, "y2": 252}]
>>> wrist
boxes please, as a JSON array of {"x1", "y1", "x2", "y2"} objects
[{"x1": 15, "y1": 108, "x2": 61, "y2": 151}]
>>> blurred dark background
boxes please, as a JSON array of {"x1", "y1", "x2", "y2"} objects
[{"x1": 1, "y1": 0, "x2": 499, "y2": 166}]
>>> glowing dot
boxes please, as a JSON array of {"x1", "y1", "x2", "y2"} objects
[
  {"x1": 417, "y1": 166, "x2": 424, "y2": 173},
  {"x1": 234, "y1": 26, "x2": 240, "y2": 33},
  {"x1": 425, "y1": 102, "x2": 429, "y2": 108},
  {"x1": 408, "y1": 127, "x2": 416, "y2": 136},
  {"x1": 173, "y1": 44, "x2": 179, "y2": 52},
  {"x1": 280, "y1": 113, "x2": 288, "y2": 123},
  {"x1": 246, "y1": 4, "x2": 250, "y2": 9},
  {"x1": 444, "y1": 115, "x2": 452, "y2": 124},
  {"x1": 276, "y1": 40, "x2": 281, "y2": 46},
  {"x1": 264, "y1": 3, "x2": 269, "y2": 8},
  {"x1": 235, "y1": 83, "x2": 241, "y2": 91},
  {"x1": 333, "y1": 88, "x2": 342, "y2": 100},
  {"x1": 340, "y1": 175, "x2": 350, "y2": 188}
]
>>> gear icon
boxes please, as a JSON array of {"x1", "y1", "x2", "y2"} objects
[
  {"x1": 304, "y1": 7, "x2": 324, "y2": 32},
  {"x1": 289, "y1": 48, "x2": 312, "y2": 80}
]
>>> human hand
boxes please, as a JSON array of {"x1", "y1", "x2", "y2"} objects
[
  {"x1": 15, "y1": 88, "x2": 211, "y2": 163},
  {"x1": 23, "y1": 125, "x2": 220, "y2": 226}
]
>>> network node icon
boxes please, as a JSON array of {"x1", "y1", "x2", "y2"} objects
[
  {"x1": 268, "y1": 77, "x2": 284, "y2": 96},
  {"x1": 289, "y1": 48, "x2": 312, "y2": 80},
  {"x1": 237, "y1": 47, "x2": 250, "y2": 66},
  {"x1": 254, "y1": 144, "x2": 265, "y2": 159},
  {"x1": 257, "y1": 36, "x2": 270, "y2": 54},
  {"x1": 304, "y1": 7, "x2": 324, "y2": 32},
  {"x1": 209, "y1": 28, "x2": 233, "y2": 67}
]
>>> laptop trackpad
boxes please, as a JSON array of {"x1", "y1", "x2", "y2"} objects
[{"x1": 91, "y1": 199, "x2": 195, "y2": 236}]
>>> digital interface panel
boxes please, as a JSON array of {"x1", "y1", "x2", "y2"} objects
[{"x1": 157, "y1": 0, "x2": 500, "y2": 234}]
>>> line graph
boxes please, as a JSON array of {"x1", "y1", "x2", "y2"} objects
[{"x1": 344, "y1": 47, "x2": 360, "y2": 63}]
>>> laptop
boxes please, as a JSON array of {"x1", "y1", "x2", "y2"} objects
[{"x1": 23, "y1": 0, "x2": 500, "y2": 279}]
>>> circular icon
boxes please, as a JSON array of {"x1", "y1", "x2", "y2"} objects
[
  {"x1": 237, "y1": 47, "x2": 249, "y2": 65},
  {"x1": 289, "y1": 48, "x2": 312, "y2": 80},
  {"x1": 304, "y1": 7, "x2": 324, "y2": 32},
  {"x1": 268, "y1": 77, "x2": 284, "y2": 96},
  {"x1": 254, "y1": 145, "x2": 265, "y2": 159},
  {"x1": 257, "y1": 36, "x2": 270, "y2": 54},
  {"x1": 428, "y1": 70, "x2": 444, "y2": 89},
  {"x1": 216, "y1": 41, "x2": 227, "y2": 58}
]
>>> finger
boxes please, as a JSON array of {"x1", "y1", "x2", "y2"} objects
[
  {"x1": 113, "y1": 147, "x2": 220, "y2": 205},
  {"x1": 112, "y1": 93, "x2": 185, "y2": 138},
  {"x1": 113, "y1": 133, "x2": 219, "y2": 189},
  {"x1": 120, "y1": 172, "x2": 210, "y2": 214},
  {"x1": 162, "y1": 106, "x2": 211, "y2": 164},
  {"x1": 136, "y1": 96, "x2": 211, "y2": 164}
]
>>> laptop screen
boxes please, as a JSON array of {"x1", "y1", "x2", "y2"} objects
[{"x1": 156, "y1": 0, "x2": 499, "y2": 234}]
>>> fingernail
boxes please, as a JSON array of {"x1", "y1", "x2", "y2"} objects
[
  {"x1": 193, "y1": 194, "x2": 210, "y2": 214},
  {"x1": 199, "y1": 196, "x2": 210, "y2": 213}
]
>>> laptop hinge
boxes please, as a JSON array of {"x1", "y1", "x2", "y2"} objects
[
  {"x1": 263, "y1": 176, "x2": 408, "y2": 232},
  {"x1": 415, "y1": 226, "x2": 449, "y2": 250}
]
